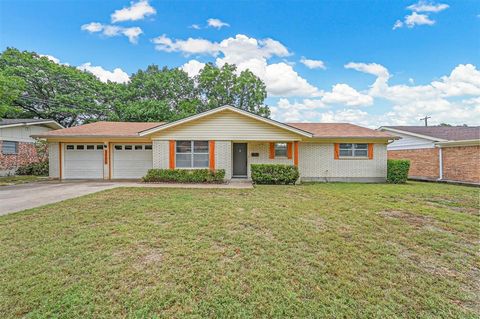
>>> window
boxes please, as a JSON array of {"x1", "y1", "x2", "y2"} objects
[
  {"x1": 274, "y1": 143, "x2": 287, "y2": 157},
  {"x1": 339, "y1": 143, "x2": 368, "y2": 157},
  {"x1": 176, "y1": 141, "x2": 209, "y2": 168},
  {"x1": 124, "y1": 145, "x2": 132, "y2": 150},
  {"x1": 2, "y1": 141, "x2": 18, "y2": 155},
  {"x1": 145, "y1": 145, "x2": 152, "y2": 150},
  {"x1": 86, "y1": 145, "x2": 95, "y2": 150},
  {"x1": 66, "y1": 145, "x2": 74, "y2": 150},
  {"x1": 114, "y1": 145, "x2": 122, "y2": 150},
  {"x1": 76, "y1": 145, "x2": 84, "y2": 150},
  {"x1": 96, "y1": 145, "x2": 104, "y2": 150},
  {"x1": 134, "y1": 145, "x2": 143, "y2": 150}
]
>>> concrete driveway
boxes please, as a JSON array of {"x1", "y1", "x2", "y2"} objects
[
  {"x1": 0, "y1": 181, "x2": 121, "y2": 216},
  {"x1": 0, "y1": 180, "x2": 253, "y2": 216}
]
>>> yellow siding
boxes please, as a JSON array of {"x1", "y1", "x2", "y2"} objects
[{"x1": 149, "y1": 110, "x2": 302, "y2": 141}]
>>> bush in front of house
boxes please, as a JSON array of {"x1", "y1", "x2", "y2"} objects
[
  {"x1": 16, "y1": 161, "x2": 49, "y2": 176},
  {"x1": 387, "y1": 159, "x2": 410, "y2": 184},
  {"x1": 142, "y1": 169, "x2": 225, "y2": 183},
  {"x1": 251, "y1": 164, "x2": 299, "y2": 185}
]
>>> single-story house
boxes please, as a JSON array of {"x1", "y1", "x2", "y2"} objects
[
  {"x1": 33, "y1": 105, "x2": 397, "y2": 182},
  {"x1": 0, "y1": 118, "x2": 63, "y2": 176},
  {"x1": 379, "y1": 126, "x2": 480, "y2": 185}
]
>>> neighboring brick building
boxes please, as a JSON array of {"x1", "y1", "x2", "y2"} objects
[
  {"x1": 379, "y1": 126, "x2": 480, "y2": 185},
  {"x1": 0, "y1": 119, "x2": 63, "y2": 176}
]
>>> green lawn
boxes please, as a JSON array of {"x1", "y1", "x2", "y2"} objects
[
  {"x1": 0, "y1": 175, "x2": 48, "y2": 186},
  {"x1": 0, "y1": 182, "x2": 478, "y2": 318}
]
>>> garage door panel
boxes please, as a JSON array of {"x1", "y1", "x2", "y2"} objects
[
  {"x1": 64, "y1": 145, "x2": 104, "y2": 179},
  {"x1": 113, "y1": 145, "x2": 152, "y2": 179}
]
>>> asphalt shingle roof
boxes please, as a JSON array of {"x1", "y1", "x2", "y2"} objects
[
  {"x1": 383, "y1": 126, "x2": 480, "y2": 141},
  {"x1": 288, "y1": 123, "x2": 396, "y2": 139}
]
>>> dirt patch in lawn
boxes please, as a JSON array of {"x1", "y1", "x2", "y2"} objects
[{"x1": 379, "y1": 210, "x2": 434, "y2": 228}]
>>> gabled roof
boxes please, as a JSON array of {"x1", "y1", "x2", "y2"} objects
[
  {"x1": 380, "y1": 126, "x2": 480, "y2": 141},
  {"x1": 32, "y1": 121, "x2": 163, "y2": 138},
  {"x1": 138, "y1": 105, "x2": 314, "y2": 138},
  {"x1": 288, "y1": 123, "x2": 397, "y2": 139},
  {"x1": 0, "y1": 118, "x2": 63, "y2": 130}
]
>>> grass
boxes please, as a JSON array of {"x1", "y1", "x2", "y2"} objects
[
  {"x1": 0, "y1": 182, "x2": 478, "y2": 318},
  {"x1": 0, "y1": 175, "x2": 48, "y2": 186}
]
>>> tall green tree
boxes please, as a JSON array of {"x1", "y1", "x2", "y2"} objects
[
  {"x1": 116, "y1": 65, "x2": 200, "y2": 122},
  {"x1": 196, "y1": 63, "x2": 269, "y2": 117},
  {"x1": 0, "y1": 71, "x2": 25, "y2": 118},
  {"x1": 0, "y1": 48, "x2": 112, "y2": 127}
]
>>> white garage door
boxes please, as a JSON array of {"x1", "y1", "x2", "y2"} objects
[
  {"x1": 112, "y1": 144, "x2": 153, "y2": 179},
  {"x1": 64, "y1": 144, "x2": 104, "y2": 179}
]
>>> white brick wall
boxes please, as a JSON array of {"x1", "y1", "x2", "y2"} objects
[
  {"x1": 298, "y1": 143, "x2": 387, "y2": 182},
  {"x1": 48, "y1": 142, "x2": 59, "y2": 178},
  {"x1": 152, "y1": 140, "x2": 169, "y2": 169},
  {"x1": 215, "y1": 141, "x2": 232, "y2": 179},
  {"x1": 247, "y1": 142, "x2": 294, "y2": 178}
]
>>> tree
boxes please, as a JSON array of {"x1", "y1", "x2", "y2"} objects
[
  {"x1": 115, "y1": 65, "x2": 200, "y2": 122},
  {"x1": 196, "y1": 63, "x2": 269, "y2": 117},
  {"x1": 0, "y1": 71, "x2": 25, "y2": 118},
  {"x1": 0, "y1": 48, "x2": 113, "y2": 127}
]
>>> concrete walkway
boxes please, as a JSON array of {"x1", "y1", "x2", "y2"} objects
[{"x1": 0, "y1": 180, "x2": 253, "y2": 216}]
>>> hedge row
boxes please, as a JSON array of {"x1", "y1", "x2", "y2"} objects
[
  {"x1": 16, "y1": 161, "x2": 49, "y2": 176},
  {"x1": 251, "y1": 164, "x2": 299, "y2": 185},
  {"x1": 387, "y1": 159, "x2": 410, "y2": 184},
  {"x1": 142, "y1": 169, "x2": 225, "y2": 183}
]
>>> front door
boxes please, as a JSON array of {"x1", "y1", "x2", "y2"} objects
[{"x1": 233, "y1": 143, "x2": 247, "y2": 177}]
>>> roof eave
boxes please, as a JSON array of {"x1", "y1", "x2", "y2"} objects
[
  {"x1": 0, "y1": 120, "x2": 64, "y2": 130},
  {"x1": 378, "y1": 127, "x2": 447, "y2": 142},
  {"x1": 31, "y1": 134, "x2": 142, "y2": 139},
  {"x1": 435, "y1": 139, "x2": 480, "y2": 147}
]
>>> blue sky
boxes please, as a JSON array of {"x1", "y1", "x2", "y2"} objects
[{"x1": 1, "y1": 0, "x2": 479, "y2": 127}]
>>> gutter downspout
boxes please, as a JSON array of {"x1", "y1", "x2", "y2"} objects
[{"x1": 437, "y1": 146, "x2": 443, "y2": 181}]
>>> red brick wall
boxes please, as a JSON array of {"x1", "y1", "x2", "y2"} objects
[
  {"x1": 388, "y1": 148, "x2": 439, "y2": 180},
  {"x1": 0, "y1": 141, "x2": 41, "y2": 172},
  {"x1": 442, "y1": 146, "x2": 480, "y2": 184}
]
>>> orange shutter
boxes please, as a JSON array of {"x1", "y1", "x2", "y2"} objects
[
  {"x1": 169, "y1": 140, "x2": 175, "y2": 169},
  {"x1": 334, "y1": 143, "x2": 339, "y2": 160},
  {"x1": 269, "y1": 142, "x2": 275, "y2": 159},
  {"x1": 209, "y1": 141, "x2": 215, "y2": 170},
  {"x1": 368, "y1": 143, "x2": 374, "y2": 159},
  {"x1": 287, "y1": 142, "x2": 293, "y2": 159},
  {"x1": 294, "y1": 141, "x2": 299, "y2": 166}
]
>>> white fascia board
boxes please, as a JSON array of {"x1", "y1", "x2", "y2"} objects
[{"x1": 378, "y1": 127, "x2": 447, "y2": 142}]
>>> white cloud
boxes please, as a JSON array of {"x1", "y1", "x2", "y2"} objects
[
  {"x1": 81, "y1": 23, "x2": 143, "y2": 43},
  {"x1": 156, "y1": 34, "x2": 318, "y2": 97},
  {"x1": 180, "y1": 59, "x2": 205, "y2": 77},
  {"x1": 393, "y1": 1, "x2": 448, "y2": 30},
  {"x1": 392, "y1": 20, "x2": 404, "y2": 30},
  {"x1": 152, "y1": 34, "x2": 218, "y2": 55},
  {"x1": 300, "y1": 57, "x2": 326, "y2": 69},
  {"x1": 81, "y1": 22, "x2": 103, "y2": 33},
  {"x1": 321, "y1": 84, "x2": 373, "y2": 107},
  {"x1": 405, "y1": 12, "x2": 435, "y2": 27},
  {"x1": 407, "y1": 1, "x2": 449, "y2": 13},
  {"x1": 78, "y1": 63, "x2": 130, "y2": 83},
  {"x1": 190, "y1": 24, "x2": 201, "y2": 30},
  {"x1": 272, "y1": 63, "x2": 480, "y2": 127},
  {"x1": 207, "y1": 18, "x2": 230, "y2": 29},
  {"x1": 111, "y1": 0, "x2": 156, "y2": 23}
]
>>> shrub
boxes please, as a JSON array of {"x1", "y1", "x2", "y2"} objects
[
  {"x1": 251, "y1": 164, "x2": 299, "y2": 185},
  {"x1": 16, "y1": 161, "x2": 49, "y2": 176},
  {"x1": 142, "y1": 169, "x2": 225, "y2": 183},
  {"x1": 387, "y1": 159, "x2": 410, "y2": 184}
]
